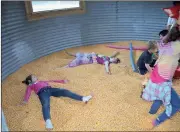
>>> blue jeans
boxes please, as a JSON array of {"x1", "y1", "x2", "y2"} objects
[
  {"x1": 149, "y1": 88, "x2": 180, "y2": 124},
  {"x1": 38, "y1": 87, "x2": 83, "y2": 121}
]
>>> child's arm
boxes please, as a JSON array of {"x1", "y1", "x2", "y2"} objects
[
  {"x1": 144, "y1": 54, "x2": 153, "y2": 72},
  {"x1": 110, "y1": 51, "x2": 119, "y2": 58},
  {"x1": 154, "y1": 89, "x2": 172, "y2": 125},
  {"x1": 97, "y1": 54, "x2": 104, "y2": 58},
  {"x1": 46, "y1": 80, "x2": 69, "y2": 84},
  {"x1": 22, "y1": 86, "x2": 32, "y2": 104},
  {"x1": 91, "y1": 52, "x2": 97, "y2": 63},
  {"x1": 145, "y1": 63, "x2": 153, "y2": 73},
  {"x1": 64, "y1": 50, "x2": 76, "y2": 57},
  {"x1": 163, "y1": 22, "x2": 177, "y2": 44},
  {"x1": 104, "y1": 61, "x2": 111, "y2": 74},
  {"x1": 154, "y1": 59, "x2": 158, "y2": 66}
]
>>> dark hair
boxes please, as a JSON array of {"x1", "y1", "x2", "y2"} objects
[
  {"x1": 173, "y1": 1, "x2": 180, "y2": 6},
  {"x1": 147, "y1": 41, "x2": 157, "y2": 50},
  {"x1": 159, "y1": 29, "x2": 168, "y2": 37},
  {"x1": 22, "y1": 75, "x2": 32, "y2": 85},
  {"x1": 168, "y1": 27, "x2": 180, "y2": 42},
  {"x1": 115, "y1": 58, "x2": 120, "y2": 64}
]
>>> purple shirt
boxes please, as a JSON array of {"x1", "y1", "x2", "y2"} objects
[{"x1": 96, "y1": 56, "x2": 110, "y2": 64}]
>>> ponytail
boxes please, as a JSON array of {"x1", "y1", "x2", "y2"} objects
[{"x1": 22, "y1": 75, "x2": 32, "y2": 85}]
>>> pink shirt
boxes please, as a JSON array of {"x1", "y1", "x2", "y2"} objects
[
  {"x1": 23, "y1": 80, "x2": 66, "y2": 102},
  {"x1": 156, "y1": 40, "x2": 180, "y2": 80},
  {"x1": 150, "y1": 66, "x2": 167, "y2": 83}
]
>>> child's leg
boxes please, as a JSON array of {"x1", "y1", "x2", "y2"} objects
[
  {"x1": 149, "y1": 100, "x2": 163, "y2": 114},
  {"x1": 153, "y1": 106, "x2": 179, "y2": 126},
  {"x1": 139, "y1": 71, "x2": 149, "y2": 87},
  {"x1": 153, "y1": 88, "x2": 180, "y2": 126},
  {"x1": 39, "y1": 92, "x2": 51, "y2": 121},
  {"x1": 64, "y1": 50, "x2": 76, "y2": 57},
  {"x1": 38, "y1": 90, "x2": 53, "y2": 129},
  {"x1": 171, "y1": 88, "x2": 180, "y2": 109},
  {"x1": 50, "y1": 88, "x2": 92, "y2": 103}
]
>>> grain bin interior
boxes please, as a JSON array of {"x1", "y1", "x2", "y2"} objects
[{"x1": 1, "y1": 1, "x2": 180, "y2": 131}]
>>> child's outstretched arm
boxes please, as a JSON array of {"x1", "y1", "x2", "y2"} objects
[
  {"x1": 64, "y1": 49, "x2": 76, "y2": 57},
  {"x1": 19, "y1": 86, "x2": 32, "y2": 105},
  {"x1": 46, "y1": 79, "x2": 69, "y2": 84},
  {"x1": 104, "y1": 61, "x2": 111, "y2": 74},
  {"x1": 163, "y1": 22, "x2": 178, "y2": 44},
  {"x1": 110, "y1": 51, "x2": 119, "y2": 58}
]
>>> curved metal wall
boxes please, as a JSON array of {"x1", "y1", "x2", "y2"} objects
[
  {"x1": 2, "y1": 1, "x2": 171, "y2": 80},
  {"x1": 2, "y1": 111, "x2": 9, "y2": 131}
]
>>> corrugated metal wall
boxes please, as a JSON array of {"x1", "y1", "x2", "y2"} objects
[
  {"x1": 1, "y1": 1, "x2": 172, "y2": 130},
  {"x1": 2, "y1": 111, "x2": 9, "y2": 131},
  {"x1": 2, "y1": 1, "x2": 171, "y2": 80}
]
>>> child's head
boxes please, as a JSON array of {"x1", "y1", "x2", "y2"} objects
[
  {"x1": 22, "y1": 75, "x2": 38, "y2": 85},
  {"x1": 173, "y1": 1, "x2": 180, "y2": 6},
  {"x1": 110, "y1": 58, "x2": 120, "y2": 64},
  {"x1": 159, "y1": 30, "x2": 168, "y2": 40},
  {"x1": 168, "y1": 26, "x2": 180, "y2": 42},
  {"x1": 147, "y1": 41, "x2": 158, "y2": 53}
]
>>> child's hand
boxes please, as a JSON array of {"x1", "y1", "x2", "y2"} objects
[
  {"x1": 64, "y1": 80, "x2": 69, "y2": 83},
  {"x1": 107, "y1": 72, "x2": 111, "y2": 75},
  {"x1": 18, "y1": 101, "x2": 27, "y2": 106}
]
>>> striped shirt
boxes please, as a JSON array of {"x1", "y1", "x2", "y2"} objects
[{"x1": 157, "y1": 40, "x2": 180, "y2": 80}]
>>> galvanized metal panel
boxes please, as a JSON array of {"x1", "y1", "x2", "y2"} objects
[
  {"x1": 116, "y1": 1, "x2": 170, "y2": 41},
  {"x1": 2, "y1": 1, "x2": 171, "y2": 81},
  {"x1": 2, "y1": 111, "x2": 9, "y2": 131},
  {"x1": 1, "y1": 1, "x2": 172, "y2": 130}
]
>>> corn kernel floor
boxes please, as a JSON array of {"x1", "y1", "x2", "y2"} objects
[{"x1": 2, "y1": 41, "x2": 180, "y2": 131}]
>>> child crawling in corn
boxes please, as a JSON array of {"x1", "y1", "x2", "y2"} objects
[
  {"x1": 141, "y1": 24, "x2": 180, "y2": 128},
  {"x1": 65, "y1": 50, "x2": 120, "y2": 74},
  {"x1": 136, "y1": 41, "x2": 158, "y2": 87}
]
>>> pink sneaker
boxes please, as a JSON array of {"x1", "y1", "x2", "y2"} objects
[{"x1": 152, "y1": 119, "x2": 160, "y2": 127}]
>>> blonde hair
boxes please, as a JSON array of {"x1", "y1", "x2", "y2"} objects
[{"x1": 147, "y1": 41, "x2": 157, "y2": 50}]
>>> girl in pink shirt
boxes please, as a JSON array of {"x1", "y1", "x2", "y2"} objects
[
  {"x1": 141, "y1": 26, "x2": 180, "y2": 128},
  {"x1": 20, "y1": 75, "x2": 93, "y2": 130}
]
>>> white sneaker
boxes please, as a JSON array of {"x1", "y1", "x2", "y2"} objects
[
  {"x1": 45, "y1": 119, "x2": 53, "y2": 130},
  {"x1": 82, "y1": 95, "x2": 93, "y2": 103}
]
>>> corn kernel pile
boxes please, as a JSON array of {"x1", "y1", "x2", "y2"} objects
[{"x1": 2, "y1": 41, "x2": 180, "y2": 131}]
